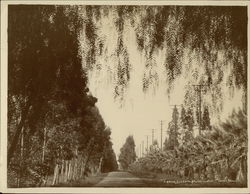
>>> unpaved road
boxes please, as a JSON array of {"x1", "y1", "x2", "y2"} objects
[{"x1": 95, "y1": 171, "x2": 146, "y2": 187}]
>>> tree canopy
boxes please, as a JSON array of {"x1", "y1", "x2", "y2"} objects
[{"x1": 8, "y1": 5, "x2": 117, "y2": 187}]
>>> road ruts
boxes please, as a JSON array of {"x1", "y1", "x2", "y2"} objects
[{"x1": 95, "y1": 171, "x2": 146, "y2": 187}]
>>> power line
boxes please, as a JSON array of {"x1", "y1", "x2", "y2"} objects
[{"x1": 169, "y1": 104, "x2": 182, "y2": 108}]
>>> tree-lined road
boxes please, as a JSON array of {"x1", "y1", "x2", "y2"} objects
[{"x1": 95, "y1": 171, "x2": 146, "y2": 187}]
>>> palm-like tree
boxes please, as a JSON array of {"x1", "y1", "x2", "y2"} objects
[{"x1": 128, "y1": 109, "x2": 247, "y2": 185}]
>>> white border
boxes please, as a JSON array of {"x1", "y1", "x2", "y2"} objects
[
  {"x1": 1, "y1": 1, "x2": 250, "y2": 193},
  {"x1": 1, "y1": 0, "x2": 250, "y2": 6}
]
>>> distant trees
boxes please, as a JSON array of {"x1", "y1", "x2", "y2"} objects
[
  {"x1": 164, "y1": 105, "x2": 196, "y2": 150},
  {"x1": 118, "y1": 136, "x2": 136, "y2": 170},
  {"x1": 165, "y1": 106, "x2": 179, "y2": 150},
  {"x1": 164, "y1": 105, "x2": 210, "y2": 150},
  {"x1": 101, "y1": 139, "x2": 118, "y2": 173},
  {"x1": 150, "y1": 140, "x2": 159, "y2": 151},
  {"x1": 202, "y1": 106, "x2": 212, "y2": 131},
  {"x1": 163, "y1": 138, "x2": 169, "y2": 152}
]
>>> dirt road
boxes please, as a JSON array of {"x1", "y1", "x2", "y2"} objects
[{"x1": 95, "y1": 171, "x2": 146, "y2": 187}]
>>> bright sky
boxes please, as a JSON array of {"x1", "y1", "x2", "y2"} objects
[{"x1": 80, "y1": 9, "x2": 244, "y2": 157}]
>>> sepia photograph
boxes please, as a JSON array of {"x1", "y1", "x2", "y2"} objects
[{"x1": 0, "y1": 0, "x2": 249, "y2": 192}]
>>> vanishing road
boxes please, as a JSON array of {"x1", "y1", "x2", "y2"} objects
[{"x1": 95, "y1": 171, "x2": 146, "y2": 187}]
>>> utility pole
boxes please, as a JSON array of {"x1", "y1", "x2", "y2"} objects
[
  {"x1": 146, "y1": 135, "x2": 149, "y2": 154},
  {"x1": 142, "y1": 141, "x2": 144, "y2": 156},
  {"x1": 147, "y1": 129, "x2": 156, "y2": 146},
  {"x1": 151, "y1": 129, "x2": 156, "y2": 145},
  {"x1": 191, "y1": 84, "x2": 208, "y2": 135},
  {"x1": 159, "y1": 120, "x2": 165, "y2": 151},
  {"x1": 139, "y1": 144, "x2": 141, "y2": 158}
]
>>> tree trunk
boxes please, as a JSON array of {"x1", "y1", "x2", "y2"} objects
[
  {"x1": 60, "y1": 160, "x2": 64, "y2": 183},
  {"x1": 80, "y1": 159, "x2": 84, "y2": 179},
  {"x1": 64, "y1": 160, "x2": 68, "y2": 182},
  {"x1": 242, "y1": 156, "x2": 247, "y2": 183},
  {"x1": 52, "y1": 164, "x2": 59, "y2": 186},
  {"x1": 68, "y1": 159, "x2": 73, "y2": 181},
  {"x1": 43, "y1": 173, "x2": 48, "y2": 187},
  {"x1": 236, "y1": 156, "x2": 247, "y2": 183},
  {"x1": 16, "y1": 126, "x2": 24, "y2": 187},
  {"x1": 74, "y1": 158, "x2": 78, "y2": 180},
  {"x1": 76, "y1": 158, "x2": 80, "y2": 180},
  {"x1": 83, "y1": 148, "x2": 94, "y2": 177},
  {"x1": 73, "y1": 148, "x2": 78, "y2": 180},
  {"x1": 98, "y1": 156, "x2": 103, "y2": 173},
  {"x1": 72, "y1": 158, "x2": 76, "y2": 180},
  {"x1": 42, "y1": 127, "x2": 47, "y2": 163},
  {"x1": 242, "y1": 86, "x2": 247, "y2": 114},
  {"x1": 80, "y1": 160, "x2": 84, "y2": 179},
  {"x1": 71, "y1": 159, "x2": 75, "y2": 180},
  {"x1": 8, "y1": 103, "x2": 30, "y2": 165}
]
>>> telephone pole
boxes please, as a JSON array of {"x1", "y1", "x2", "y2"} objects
[
  {"x1": 145, "y1": 135, "x2": 149, "y2": 154},
  {"x1": 139, "y1": 144, "x2": 141, "y2": 158},
  {"x1": 151, "y1": 129, "x2": 156, "y2": 145},
  {"x1": 170, "y1": 104, "x2": 182, "y2": 108},
  {"x1": 191, "y1": 84, "x2": 208, "y2": 135},
  {"x1": 147, "y1": 129, "x2": 156, "y2": 146},
  {"x1": 159, "y1": 120, "x2": 165, "y2": 151},
  {"x1": 142, "y1": 141, "x2": 144, "y2": 156}
]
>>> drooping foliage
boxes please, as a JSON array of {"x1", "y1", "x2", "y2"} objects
[
  {"x1": 81, "y1": 6, "x2": 247, "y2": 113},
  {"x1": 101, "y1": 137, "x2": 119, "y2": 173}
]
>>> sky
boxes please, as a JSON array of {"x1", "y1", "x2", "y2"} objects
[{"x1": 80, "y1": 7, "x2": 244, "y2": 157}]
